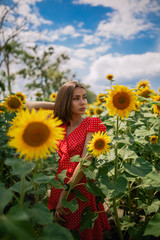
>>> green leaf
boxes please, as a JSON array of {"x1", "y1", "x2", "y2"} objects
[
  {"x1": 97, "y1": 166, "x2": 108, "y2": 177},
  {"x1": 142, "y1": 171, "x2": 160, "y2": 188},
  {"x1": 113, "y1": 137, "x2": 131, "y2": 145},
  {"x1": 112, "y1": 176, "x2": 127, "y2": 197},
  {"x1": 39, "y1": 222, "x2": 74, "y2": 240},
  {"x1": 0, "y1": 208, "x2": 35, "y2": 240},
  {"x1": 98, "y1": 175, "x2": 114, "y2": 196},
  {"x1": 133, "y1": 120, "x2": 144, "y2": 126},
  {"x1": 33, "y1": 174, "x2": 54, "y2": 184},
  {"x1": 151, "y1": 144, "x2": 160, "y2": 155},
  {"x1": 80, "y1": 206, "x2": 98, "y2": 232},
  {"x1": 124, "y1": 158, "x2": 152, "y2": 177},
  {"x1": 119, "y1": 148, "x2": 138, "y2": 160},
  {"x1": 70, "y1": 155, "x2": 82, "y2": 162},
  {"x1": 0, "y1": 183, "x2": 13, "y2": 213},
  {"x1": 49, "y1": 178, "x2": 64, "y2": 189},
  {"x1": 128, "y1": 223, "x2": 146, "y2": 240},
  {"x1": 62, "y1": 198, "x2": 78, "y2": 213},
  {"x1": 27, "y1": 203, "x2": 53, "y2": 225},
  {"x1": 5, "y1": 158, "x2": 35, "y2": 177},
  {"x1": 107, "y1": 149, "x2": 115, "y2": 162},
  {"x1": 134, "y1": 129, "x2": 155, "y2": 137},
  {"x1": 147, "y1": 199, "x2": 160, "y2": 214},
  {"x1": 57, "y1": 170, "x2": 67, "y2": 183},
  {"x1": 121, "y1": 215, "x2": 136, "y2": 231},
  {"x1": 143, "y1": 112, "x2": 157, "y2": 118},
  {"x1": 144, "y1": 213, "x2": 160, "y2": 237},
  {"x1": 10, "y1": 180, "x2": 33, "y2": 194},
  {"x1": 85, "y1": 180, "x2": 105, "y2": 201},
  {"x1": 150, "y1": 101, "x2": 160, "y2": 105},
  {"x1": 73, "y1": 188, "x2": 88, "y2": 202},
  {"x1": 138, "y1": 96, "x2": 149, "y2": 102},
  {"x1": 83, "y1": 168, "x2": 96, "y2": 180}
]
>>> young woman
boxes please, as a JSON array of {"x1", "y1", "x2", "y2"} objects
[{"x1": 26, "y1": 81, "x2": 110, "y2": 240}]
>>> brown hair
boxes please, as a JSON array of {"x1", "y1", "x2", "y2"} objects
[{"x1": 54, "y1": 81, "x2": 86, "y2": 123}]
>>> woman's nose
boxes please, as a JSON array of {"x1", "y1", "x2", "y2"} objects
[{"x1": 80, "y1": 98, "x2": 86, "y2": 104}]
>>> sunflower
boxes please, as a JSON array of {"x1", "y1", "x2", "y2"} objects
[
  {"x1": 137, "y1": 79, "x2": 150, "y2": 89},
  {"x1": 106, "y1": 84, "x2": 137, "y2": 119},
  {"x1": 106, "y1": 74, "x2": 114, "y2": 81},
  {"x1": 7, "y1": 108, "x2": 65, "y2": 161},
  {"x1": 86, "y1": 106, "x2": 95, "y2": 116},
  {"x1": 135, "y1": 101, "x2": 142, "y2": 111},
  {"x1": 0, "y1": 102, "x2": 4, "y2": 113},
  {"x1": 15, "y1": 92, "x2": 26, "y2": 102},
  {"x1": 152, "y1": 95, "x2": 160, "y2": 116},
  {"x1": 41, "y1": 109, "x2": 54, "y2": 118},
  {"x1": 150, "y1": 135, "x2": 158, "y2": 144},
  {"x1": 35, "y1": 92, "x2": 43, "y2": 98},
  {"x1": 4, "y1": 95, "x2": 24, "y2": 112},
  {"x1": 50, "y1": 93, "x2": 57, "y2": 101},
  {"x1": 94, "y1": 107, "x2": 103, "y2": 115},
  {"x1": 137, "y1": 87, "x2": 155, "y2": 99},
  {"x1": 87, "y1": 131, "x2": 111, "y2": 157},
  {"x1": 97, "y1": 93, "x2": 107, "y2": 104}
]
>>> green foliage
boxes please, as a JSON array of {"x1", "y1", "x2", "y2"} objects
[
  {"x1": 18, "y1": 45, "x2": 75, "y2": 98},
  {"x1": 0, "y1": 92, "x2": 160, "y2": 239}
]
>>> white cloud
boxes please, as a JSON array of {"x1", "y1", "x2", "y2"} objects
[
  {"x1": 57, "y1": 25, "x2": 81, "y2": 38},
  {"x1": 73, "y1": 45, "x2": 111, "y2": 60},
  {"x1": 82, "y1": 34, "x2": 101, "y2": 45},
  {"x1": 13, "y1": 0, "x2": 52, "y2": 28},
  {"x1": 84, "y1": 52, "x2": 160, "y2": 93},
  {"x1": 73, "y1": 0, "x2": 160, "y2": 40}
]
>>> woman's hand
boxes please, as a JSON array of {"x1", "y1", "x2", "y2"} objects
[{"x1": 55, "y1": 190, "x2": 67, "y2": 222}]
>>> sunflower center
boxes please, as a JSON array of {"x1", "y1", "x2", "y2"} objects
[
  {"x1": 94, "y1": 139, "x2": 105, "y2": 150},
  {"x1": 16, "y1": 95, "x2": 24, "y2": 101},
  {"x1": 96, "y1": 109, "x2": 103, "y2": 115},
  {"x1": 141, "y1": 90, "x2": 151, "y2": 98},
  {"x1": 113, "y1": 92, "x2": 130, "y2": 110},
  {"x1": 8, "y1": 97, "x2": 21, "y2": 109},
  {"x1": 23, "y1": 122, "x2": 50, "y2": 147},
  {"x1": 157, "y1": 105, "x2": 160, "y2": 110}
]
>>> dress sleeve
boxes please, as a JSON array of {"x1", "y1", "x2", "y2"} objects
[{"x1": 87, "y1": 117, "x2": 106, "y2": 133}]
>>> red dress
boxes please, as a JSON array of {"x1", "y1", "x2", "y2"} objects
[{"x1": 48, "y1": 117, "x2": 110, "y2": 240}]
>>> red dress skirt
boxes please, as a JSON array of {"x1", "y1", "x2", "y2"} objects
[{"x1": 48, "y1": 117, "x2": 110, "y2": 240}]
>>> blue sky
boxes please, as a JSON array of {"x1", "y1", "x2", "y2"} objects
[{"x1": 1, "y1": 0, "x2": 160, "y2": 95}]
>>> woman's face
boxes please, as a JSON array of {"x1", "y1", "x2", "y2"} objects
[{"x1": 71, "y1": 87, "x2": 87, "y2": 116}]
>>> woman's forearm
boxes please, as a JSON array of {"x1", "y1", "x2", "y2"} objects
[
  {"x1": 68, "y1": 163, "x2": 84, "y2": 187},
  {"x1": 25, "y1": 101, "x2": 55, "y2": 111}
]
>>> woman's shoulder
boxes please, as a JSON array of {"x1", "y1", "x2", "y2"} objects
[
  {"x1": 82, "y1": 117, "x2": 105, "y2": 132},
  {"x1": 83, "y1": 117, "x2": 102, "y2": 123}
]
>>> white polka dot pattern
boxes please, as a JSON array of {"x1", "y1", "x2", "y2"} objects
[{"x1": 48, "y1": 117, "x2": 110, "y2": 240}]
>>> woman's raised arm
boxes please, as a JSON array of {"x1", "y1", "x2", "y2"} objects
[{"x1": 25, "y1": 101, "x2": 55, "y2": 111}]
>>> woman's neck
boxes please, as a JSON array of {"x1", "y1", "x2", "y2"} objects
[{"x1": 69, "y1": 116, "x2": 83, "y2": 127}]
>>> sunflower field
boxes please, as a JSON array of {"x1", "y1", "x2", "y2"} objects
[{"x1": 0, "y1": 79, "x2": 160, "y2": 240}]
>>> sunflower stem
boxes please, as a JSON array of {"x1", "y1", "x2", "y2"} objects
[
  {"x1": 114, "y1": 117, "x2": 119, "y2": 180},
  {"x1": 113, "y1": 198, "x2": 124, "y2": 240},
  {"x1": 113, "y1": 116, "x2": 124, "y2": 240},
  {"x1": 158, "y1": 120, "x2": 160, "y2": 144},
  {"x1": 0, "y1": 158, "x2": 4, "y2": 181},
  {"x1": 35, "y1": 161, "x2": 39, "y2": 203},
  {"x1": 19, "y1": 176, "x2": 25, "y2": 207}
]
